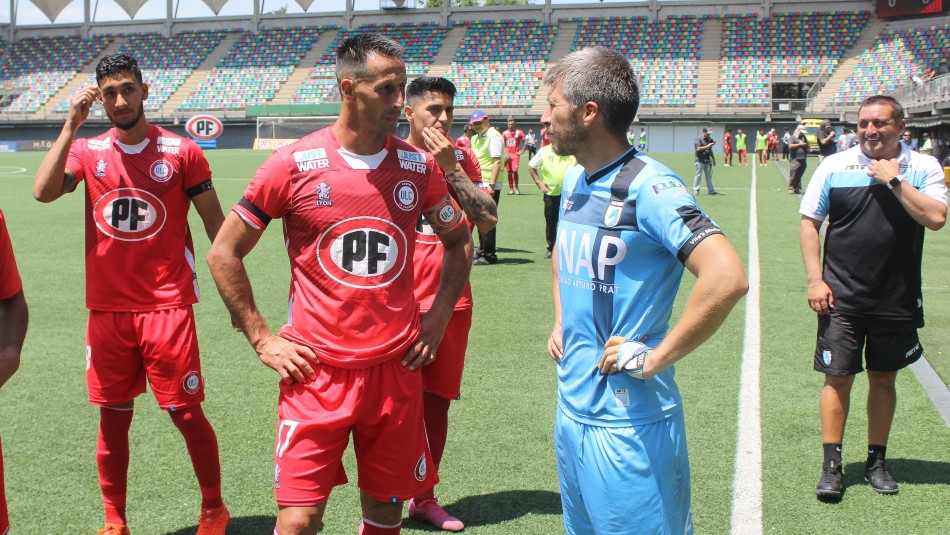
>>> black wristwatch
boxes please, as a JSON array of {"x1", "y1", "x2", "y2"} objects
[{"x1": 887, "y1": 175, "x2": 904, "y2": 190}]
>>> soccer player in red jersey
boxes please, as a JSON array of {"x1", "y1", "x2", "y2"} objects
[
  {"x1": 207, "y1": 34, "x2": 471, "y2": 535},
  {"x1": 403, "y1": 76, "x2": 497, "y2": 531},
  {"x1": 502, "y1": 117, "x2": 526, "y2": 194},
  {"x1": 455, "y1": 124, "x2": 473, "y2": 149},
  {"x1": 32, "y1": 54, "x2": 229, "y2": 535},
  {"x1": 540, "y1": 126, "x2": 551, "y2": 147},
  {"x1": 0, "y1": 206, "x2": 28, "y2": 535}
]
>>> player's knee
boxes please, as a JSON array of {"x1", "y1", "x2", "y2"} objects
[
  {"x1": 168, "y1": 404, "x2": 203, "y2": 426},
  {"x1": 867, "y1": 370, "x2": 898, "y2": 388},
  {"x1": 277, "y1": 509, "x2": 322, "y2": 535}
]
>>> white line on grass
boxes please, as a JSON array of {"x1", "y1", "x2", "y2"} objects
[
  {"x1": 910, "y1": 357, "x2": 950, "y2": 428},
  {"x1": 730, "y1": 160, "x2": 763, "y2": 535}
]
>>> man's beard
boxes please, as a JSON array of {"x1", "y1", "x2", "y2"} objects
[{"x1": 109, "y1": 106, "x2": 143, "y2": 131}]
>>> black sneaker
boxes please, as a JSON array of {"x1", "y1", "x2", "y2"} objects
[
  {"x1": 865, "y1": 459, "x2": 899, "y2": 494},
  {"x1": 816, "y1": 459, "x2": 843, "y2": 501}
]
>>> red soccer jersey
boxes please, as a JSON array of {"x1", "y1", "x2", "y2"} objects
[
  {"x1": 502, "y1": 129, "x2": 525, "y2": 155},
  {"x1": 455, "y1": 136, "x2": 471, "y2": 149},
  {"x1": 234, "y1": 127, "x2": 462, "y2": 369},
  {"x1": 540, "y1": 128, "x2": 550, "y2": 147},
  {"x1": 412, "y1": 144, "x2": 481, "y2": 312},
  {"x1": 0, "y1": 207, "x2": 22, "y2": 300},
  {"x1": 65, "y1": 124, "x2": 213, "y2": 311}
]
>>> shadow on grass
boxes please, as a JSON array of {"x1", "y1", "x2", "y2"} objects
[
  {"x1": 164, "y1": 490, "x2": 562, "y2": 533},
  {"x1": 405, "y1": 489, "x2": 562, "y2": 531},
  {"x1": 844, "y1": 458, "x2": 950, "y2": 487},
  {"x1": 165, "y1": 515, "x2": 274, "y2": 535}
]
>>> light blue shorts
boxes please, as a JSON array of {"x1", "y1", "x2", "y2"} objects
[{"x1": 555, "y1": 407, "x2": 693, "y2": 535}]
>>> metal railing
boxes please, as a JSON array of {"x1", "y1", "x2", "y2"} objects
[{"x1": 887, "y1": 73, "x2": 950, "y2": 110}]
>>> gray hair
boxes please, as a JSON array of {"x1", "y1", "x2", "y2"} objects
[{"x1": 544, "y1": 46, "x2": 639, "y2": 137}]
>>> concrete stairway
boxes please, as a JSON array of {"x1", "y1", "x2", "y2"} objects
[
  {"x1": 530, "y1": 21, "x2": 577, "y2": 114},
  {"x1": 36, "y1": 36, "x2": 126, "y2": 116},
  {"x1": 158, "y1": 32, "x2": 240, "y2": 116},
  {"x1": 270, "y1": 28, "x2": 340, "y2": 105},
  {"x1": 694, "y1": 17, "x2": 722, "y2": 114},
  {"x1": 426, "y1": 25, "x2": 469, "y2": 78},
  {"x1": 810, "y1": 17, "x2": 889, "y2": 113}
]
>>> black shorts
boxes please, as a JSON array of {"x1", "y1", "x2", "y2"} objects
[{"x1": 814, "y1": 312, "x2": 923, "y2": 376}]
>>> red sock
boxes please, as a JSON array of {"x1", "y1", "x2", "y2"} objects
[
  {"x1": 97, "y1": 407, "x2": 134, "y2": 525},
  {"x1": 415, "y1": 393, "x2": 451, "y2": 503},
  {"x1": 169, "y1": 405, "x2": 223, "y2": 510},
  {"x1": 360, "y1": 519, "x2": 401, "y2": 535},
  {"x1": 512, "y1": 173, "x2": 519, "y2": 189}
]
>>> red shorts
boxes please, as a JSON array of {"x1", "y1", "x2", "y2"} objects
[
  {"x1": 421, "y1": 308, "x2": 472, "y2": 400},
  {"x1": 724, "y1": 148, "x2": 732, "y2": 155},
  {"x1": 505, "y1": 153, "x2": 521, "y2": 172},
  {"x1": 274, "y1": 357, "x2": 436, "y2": 506},
  {"x1": 86, "y1": 307, "x2": 204, "y2": 411},
  {"x1": 1, "y1": 437, "x2": 7, "y2": 535}
]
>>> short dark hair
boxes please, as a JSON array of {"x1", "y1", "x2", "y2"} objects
[
  {"x1": 336, "y1": 33, "x2": 405, "y2": 83},
  {"x1": 858, "y1": 95, "x2": 905, "y2": 122},
  {"x1": 544, "y1": 46, "x2": 639, "y2": 138},
  {"x1": 96, "y1": 53, "x2": 143, "y2": 85},
  {"x1": 406, "y1": 76, "x2": 456, "y2": 105}
]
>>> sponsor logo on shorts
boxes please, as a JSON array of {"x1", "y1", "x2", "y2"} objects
[
  {"x1": 149, "y1": 159, "x2": 173, "y2": 182},
  {"x1": 615, "y1": 388, "x2": 630, "y2": 407},
  {"x1": 182, "y1": 371, "x2": 201, "y2": 394},
  {"x1": 822, "y1": 350, "x2": 832, "y2": 366},
  {"x1": 905, "y1": 343, "x2": 921, "y2": 359},
  {"x1": 415, "y1": 453, "x2": 428, "y2": 482},
  {"x1": 394, "y1": 180, "x2": 418, "y2": 211}
]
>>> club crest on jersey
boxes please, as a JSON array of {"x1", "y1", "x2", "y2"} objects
[
  {"x1": 397, "y1": 149, "x2": 427, "y2": 174},
  {"x1": 822, "y1": 350, "x2": 832, "y2": 366},
  {"x1": 149, "y1": 159, "x2": 173, "y2": 182},
  {"x1": 95, "y1": 159, "x2": 107, "y2": 178},
  {"x1": 315, "y1": 182, "x2": 332, "y2": 207},
  {"x1": 316, "y1": 216, "x2": 408, "y2": 289},
  {"x1": 394, "y1": 180, "x2": 419, "y2": 211},
  {"x1": 604, "y1": 200, "x2": 624, "y2": 227},
  {"x1": 182, "y1": 371, "x2": 201, "y2": 394},
  {"x1": 94, "y1": 188, "x2": 167, "y2": 241},
  {"x1": 414, "y1": 453, "x2": 428, "y2": 482}
]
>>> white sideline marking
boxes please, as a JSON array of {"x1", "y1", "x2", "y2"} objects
[{"x1": 730, "y1": 161, "x2": 763, "y2": 535}]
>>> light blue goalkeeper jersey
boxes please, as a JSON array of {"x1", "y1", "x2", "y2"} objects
[{"x1": 556, "y1": 147, "x2": 723, "y2": 427}]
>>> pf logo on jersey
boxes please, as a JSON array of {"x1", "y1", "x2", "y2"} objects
[
  {"x1": 93, "y1": 188, "x2": 167, "y2": 241},
  {"x1": 316, "y1": 216, "x2": 408, "y2": 289}
]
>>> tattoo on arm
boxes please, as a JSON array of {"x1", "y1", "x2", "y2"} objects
[{"x1": 444, "y1": 165, "x2": 497, "y2": 227}]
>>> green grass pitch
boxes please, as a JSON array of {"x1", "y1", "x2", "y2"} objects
[{"x1": 0, "y1": 149, "x2": 947, "y2": 534}]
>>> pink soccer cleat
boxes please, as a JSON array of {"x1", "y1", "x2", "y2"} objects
[{"x1": 408, "y1": 498, "x2": 464, "y2": 532}]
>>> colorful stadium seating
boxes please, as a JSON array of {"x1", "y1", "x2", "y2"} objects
[
  {"x1": 565, "y1": 15, "x2": 702, "y2": 107},
  {"x1": 0, "y1": 35, "x2": 112, "y2": 113},
  {"x1": 835, "y1": 22, "x2": 950, "y2": 104},
  {"x1": 55, "y1": 31, "x2": 227, "y2": 113},
  {"x1": 292, "y1": 22, "x2": 447, "y2": 106},
  {"x1": 444, "y1": 19, "x2": 555, "y2": 109},
  {"x1": 179, "y1": 26, "x2": 327, "y2": 111},
  {"x1": 717, "y1": 11, "x2": 870, "y2": 107}
]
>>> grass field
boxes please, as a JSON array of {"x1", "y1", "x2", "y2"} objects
[{"x1": 0, "y1": 149, "x2": 948, "y2": 534}]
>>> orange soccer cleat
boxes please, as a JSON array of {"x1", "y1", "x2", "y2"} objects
[{"x1": 196, "y1": 504, "x2": 230, "y2": 535}]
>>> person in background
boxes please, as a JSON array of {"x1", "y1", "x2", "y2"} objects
[
  {"x1": 0, "y1": 205, "x2": 28, "y2": 535},
  {"x1": 33, "y1": 53, "x2": 229, "y2": 535},
  {"x1": 800, "y1": 95, "x2": 946, "y2": 502}
]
